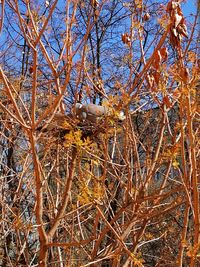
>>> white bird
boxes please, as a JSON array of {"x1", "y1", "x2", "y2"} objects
[{"x1": 75, "y1": 103, "x2": 125, "y2": 122}]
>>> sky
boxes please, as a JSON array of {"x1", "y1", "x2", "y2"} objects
[
  {"x1": 182, "y1": 0, "x2": 198, "y2": 17},
  {"x1": 0, "y1": 0, "x2": 198, "y2": 71}
]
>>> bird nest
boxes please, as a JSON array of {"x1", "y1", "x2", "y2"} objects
[{"x1": 37, "y1": 113, "x2": 122, "y2": 144}]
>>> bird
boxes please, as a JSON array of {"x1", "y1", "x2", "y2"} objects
[{"x1": 75, "y1": 103, "x2": 125, "y2": 122}]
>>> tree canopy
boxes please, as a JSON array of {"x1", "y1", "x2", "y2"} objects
[{"x1": 0, "y1": 0, "x2": 199, "y2": 266}]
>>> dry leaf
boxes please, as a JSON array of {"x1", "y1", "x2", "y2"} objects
[
  {"x1": 179, "y1": 67, "x2": 189, "y2": 83},
  {"x1": 152, "y1": 71, "x2": 160, "y2": 85},
  {"x1": 163, "y1": 95, "x2": 172, "y2": 108},
  {"x1": 143, "y1": 13, "x2": 150, "y2": 21},
  {"x1": 160, "y1": 47, "x2": 168, "y2": 61},
  {"x1": 174, "y1": 13, "x2": 182, "y2": 28},
  {"x1": 121, "y1": 32, "x2": 131, "y2": 45}
]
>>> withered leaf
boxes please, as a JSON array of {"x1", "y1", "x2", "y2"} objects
[
  {"x1": 160, "y1": 47, "x2": 168, "y2": 62},
  {"x1": 163, "y1": 95, "x2": 172, "y2": 108}
]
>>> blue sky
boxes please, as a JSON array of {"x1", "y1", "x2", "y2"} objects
[
  {"x1": 0, "y1": 0, "x2": 198, "y2": 70},
  {"x1": 182, "y1": 0, "x2": 198, "y2": 17}
]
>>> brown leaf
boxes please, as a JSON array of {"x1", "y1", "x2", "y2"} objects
[
  {"x1": 29, "y1": 66, "x2": 34, "y2": 74},
  {"x1": 121, "y1": 33, "x2": 125, "y2": 43},
  {"x1": 163, "y1": 95, "x2": 172, "y2": 108},
  {"x1": 153, "y1": 50, "x2": 162, "y2": 69},
  {"x1": 167, "y1": 0, "x2": 188, "y2": 48},
  {"x1": 143, "y1": 13, "x2": 150, "y2": 21},
  {"x1": 121, "y1": 32, "x2": 131, "y2": 45},
  {"x1": 177, "y1": 23, "x2": 188, "y2": 38},
  {"x1": 160, "y1": 47, "x2": 168, "y2": 62},
  {"x1": 179, "y1": 67, "x2": 189, "y2": 83},
  {"x1": 152, "y1": 71, "x2": 160, "y2": 85}
]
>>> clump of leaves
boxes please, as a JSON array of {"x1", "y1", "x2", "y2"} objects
[
  {"x1": 78, "y1": 179, "x2": 104, "y2": 205},
  {"x1": 167, "y1": 0, "x2": 188, "y2": 49},
  {"x1": 131, "y1": 252, "x2": 145, "y2": 267},
  {"x1": 77, "y1": 164, "x2": 105, "y2": 205},
  {"x1": 162, "y1": 143, "x2": 180, "y2": 168},
  {"x1": 64, "y1": 129, "x2": 92, "y2": 150}
]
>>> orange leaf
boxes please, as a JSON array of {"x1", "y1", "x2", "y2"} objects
[
  {"x1": 143, "y1": 13, "x2": 150, "y2": 21},
  {"x1": 152, "y1": 71, "x2": 160, "y2": 85},
  {"x1": 160, "y1": 47, "x2": 168, "y2": 62},
  {"x1": 163, "y1": 95, "x2": 171, "y2": 108},
  {"x1": 179, "y1": 67, "x2": 189, "y2": 83}
]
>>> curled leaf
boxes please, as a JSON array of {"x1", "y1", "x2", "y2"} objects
[
  {"x1": 121, "y1": 32, "x2": 131, "y2": 45},
  {"x1": 143, "y1": 13, "x2": 150, "y2": 21},
  {"x1": 167, "y1": 0, "x2": 188, "y2": 48},
  {"x1": 160, "y1": 47, "x2": 168, "y2": 61}
]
